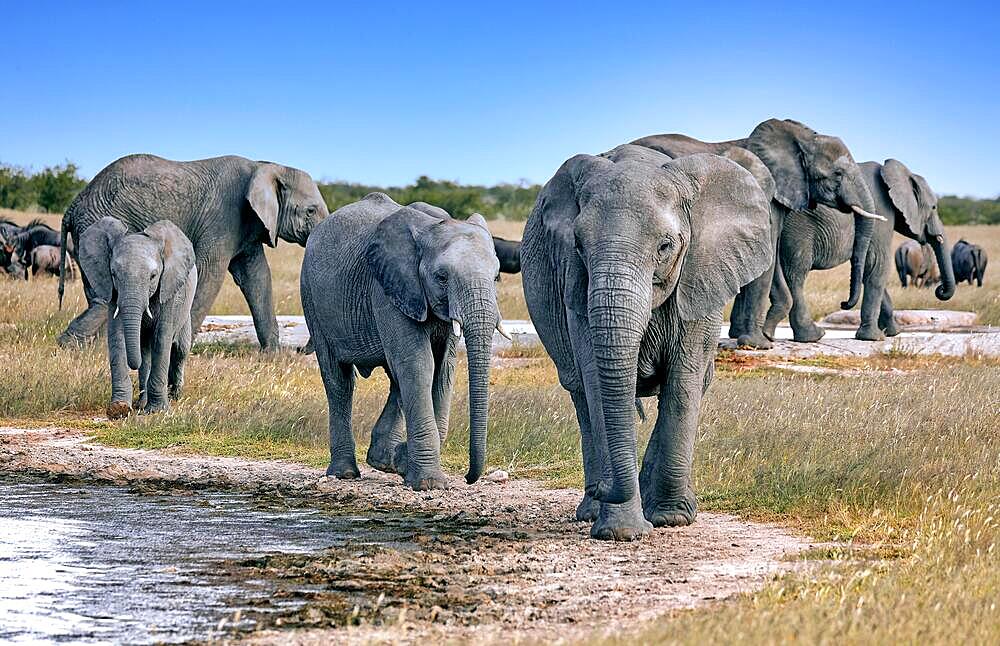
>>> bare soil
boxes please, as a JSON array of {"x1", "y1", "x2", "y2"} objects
[{"x1": 1, "y1": 427, "x2": 814, "y2": 644}]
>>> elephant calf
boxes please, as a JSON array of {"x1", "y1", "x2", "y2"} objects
[
  {"x1": 895, "y1": 239, "x2": 939, "y2": 288},
  {"x1": 952, "y1": 239, "x2": 988, "y2": 287},
  {"x1": 78, "y1": 218, "x2": 198, "y2": 418},
  {"x1": 301, "y1": 193, "x2": 505, "y2": 490}
]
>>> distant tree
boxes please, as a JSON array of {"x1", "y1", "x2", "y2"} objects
[
  {"x1": 0, "y1": 165, "x2": 38, "y2": 210},
  {"x1": 32, "y1": 163, "x2": 86, "y2": 213},
  {"x1": 938, "y1": 195, "x2": 1000, "y2": 226}
]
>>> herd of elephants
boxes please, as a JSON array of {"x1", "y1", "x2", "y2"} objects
[{"x1": 3, "y1": 118, "x2": 990, "y2": 540}]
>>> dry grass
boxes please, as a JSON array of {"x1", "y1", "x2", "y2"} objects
[{"x1": 3, "y1": 210, "x2": 1000, "y2": 644}]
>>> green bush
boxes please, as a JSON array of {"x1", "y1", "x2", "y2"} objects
[
  {"x1": 938, "y1": 195, "x2": 1000, "y2": 226},
  {"x1": 0, "y1": 162, "x2": 87, "y2": 213},
  {"x1": 318, "y1": 176, "x2": 540, "y2": 221}
]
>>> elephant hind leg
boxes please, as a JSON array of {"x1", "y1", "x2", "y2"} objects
[
  {"x1": 366, "y1": 375, "x2": 405, "y2": 474},
  {"x1": 315, "y1": 339, "x2": 359, "y2": 479}
]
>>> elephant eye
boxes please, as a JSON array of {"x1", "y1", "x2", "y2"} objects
[
  {"x1": 306, "y1": 205, "x2": 317, "y2": 215},
  {"x1": 657, "y1": 239, "x2": 673, "y2": 255}
]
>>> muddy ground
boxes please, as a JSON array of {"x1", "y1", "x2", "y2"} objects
[{"x1": 1, "y1": 427, "x2": 814, "y2": 644}]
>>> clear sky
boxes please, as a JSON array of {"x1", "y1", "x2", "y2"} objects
[{"x1": 3, "y1": 1, "x2": 998, "y2": 196}]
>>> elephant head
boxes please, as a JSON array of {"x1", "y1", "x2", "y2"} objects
[
  {"x1": 743, "y1": 119, "x2": 881, "y2": 309},
  {"x1": 109, "y1": 221, "x2": 196, "y2": 370},
  {"x1": 246, "y1": 163, "x2": 329, "y2": 247},
  {"x1": 366, "y1": 207, "x2": 502, "y2": 484},
  {"x1": 877, "y1": 159, "x2": 955, "y2": 300},
  {"x1": 77, "y1": 217, "x2": 129, "y2": 305},
  {"x1": 545, "y1": 146, "x2": 772, "y2": 504}
]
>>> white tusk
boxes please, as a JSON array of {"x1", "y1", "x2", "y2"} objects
[
  {"x1": 145, "y1": 306, "x2": 153, "y2": 319},
  {"x1": 496, "y1": 321, "x2": 512, "y2": 341},
  {"x1": 852, "y1": 205, "x2": 887, "y2": 222},
  {"x1": 452, "y1": 319, "x2": 462, "y2": 338},
  {"x1": 113, "y1": 306, "x2": 120, "y2": 319}
]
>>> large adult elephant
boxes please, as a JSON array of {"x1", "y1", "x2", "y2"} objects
[
  {"x1": 765, "y1": 159, "x2": 955, "y2": 341},
  {"x1": 632, "y1": 119, "x2": 881, "y2": 347},
  {"x1": 522, "y1": 145, "x2": 773, "y2": 540},
  {"x1": 952, "y1": 239, "x2": 988, "y2": 287},
  {"x1": 58, "y1": 154, "x2": 328, "y2": 351}
]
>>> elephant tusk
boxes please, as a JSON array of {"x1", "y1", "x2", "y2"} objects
[
  {"x1": 496, "y1": 321, "x2": 512, "y2": 341},
  {"x1": 452, "y1": 319, "x2": 462, "y2": 338},
  {"x1": 113, "y1": 306, "x2": 120, "y2": 319},
  {"x1": 852, "y1": 205, "x2": 887, "y2": 222},
  {"x1": 145, "y1": 306, "x2": 153, "y2": 319}
]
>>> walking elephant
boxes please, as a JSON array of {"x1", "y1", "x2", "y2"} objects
[
  {"x1": 895, "y1": 240, "x2": 938, "y2": 288},
  {"x1": 952, "y1": 239, "x2": 988, "y2": 286},
  {"x1": 764, "y1": 159, "x2": 955, "y2": 341},
  {"x1": 632, "y1": 118, "x2": 882, "y2": 347},
  {"x1": 58, "y1": 154, "x2": 328, "y2": 351},
  {"x1": 301, "y1": 193, "x2": 506, "y2": 490},
  {"x1": 521, "y1": 146, "x2": 773, "y2": 540},
  {"x1": 77, "y1": 218, "x2": 198, "y2": 418}
]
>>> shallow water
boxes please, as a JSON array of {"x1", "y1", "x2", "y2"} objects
[{"x1": 0, "y1": 475, "x2": 405, "y2": 644}]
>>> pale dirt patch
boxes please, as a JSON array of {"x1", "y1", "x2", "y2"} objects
[{"x1": 1, "y1": 427, "x2": 814, "y2": 645}]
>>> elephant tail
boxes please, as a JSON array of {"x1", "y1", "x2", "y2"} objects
[
  {"x1": 58, "y1": 217, "x2": 69, "y2": 309},
  {"x1": 894, "y1": 245, "x2": 907, "y2": 287}
]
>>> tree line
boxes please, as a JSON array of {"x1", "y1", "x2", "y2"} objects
[{"x1": 2, "y1": 161, "x2": 998, "y2": 224}]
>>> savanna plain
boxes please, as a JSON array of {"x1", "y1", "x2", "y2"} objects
[{"x1": 2, "y1": 208, "x2": 999, "y2": 643}]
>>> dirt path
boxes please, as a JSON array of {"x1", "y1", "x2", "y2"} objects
[{"x1": 1, "y1": 427, "x2": 814, "y2": 644}]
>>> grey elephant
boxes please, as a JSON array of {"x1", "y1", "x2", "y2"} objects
[
  {"x1": 492, "y1": 236, "x2": 521, "y2": 274},
  {"x1": 78, "y1": 217, "x2": 197, "y2": 418},
  {"x1": 952, "y1": 239, "x2": 988, "y2": 287},
  {"x1": 632, "y1": 118, "x2": 882, "y2": 347},
  {"x1": 895, "y1": 240, "x2": 938, "y2": 288},
  {"x1": 58, "y1": 154, "x2": 328, "y2": 351},
  {"x1": 765, "y1": 160, "x2": 955, "y2": 341},
  {"x1": 301, "y1": 193, "x2": 505, "y2": 490},
  {"x1": 521, "y1": 146, "x2": 773, "y2": 540}
]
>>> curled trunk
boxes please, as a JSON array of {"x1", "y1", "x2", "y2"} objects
[
  {"x1": 587, "y1": 263, "x2": 648, "y2": 505},
  {"x1": 842, "y1": 169, "x2": 880, "y2": 310},
  {"x1": 929, "y1": 235, "x2": 956, "y2": 300},
  {"x1": 459, "y1": 283, "x2": 499, "y2": 484}
]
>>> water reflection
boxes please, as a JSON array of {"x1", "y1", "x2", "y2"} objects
[{"x1": 0, "y1": 475, "x2": 339, "y2": 644}]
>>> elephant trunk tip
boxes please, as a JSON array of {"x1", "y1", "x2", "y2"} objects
[
  {"x1": 935, "y1": 282, "x2": 955, "y2": 301},
  {"x1": 465, "y1": 464, "x2": 483, "y2": 485}
]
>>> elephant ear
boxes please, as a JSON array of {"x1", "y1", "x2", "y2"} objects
[
  {"x1": 77, "y1": 217, "x2": 127, "y2": 302},
  {"x1": 531, "y1": 154, "x2": 609, "y2": 316},
  {"x1": 660, "y1": 154, "x2": 774, "y2": 321},
  {"x1": 145, "y1": 221, "x2": 195, "y2": 304},
  {"x1": 722, "y1": 147, "x2": 776, "y2": 204},
  {"x1": 881, "y1": 159, "x2": 925, "y2": 237},
  {"x1": 407, "y1": 201, "x2": 452, "y2": 221},
  {"x1": 366, "y1": 207, "x2": 440, "y2": 322},
  {"x1": 247, "y1": 163, "x2": 284, "y2": 248},
  {"x1": 744, "y1": 119, "x2": 811, "y2": 211}
]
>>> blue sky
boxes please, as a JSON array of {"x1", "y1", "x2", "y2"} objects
[{"x1": 3, "y1": 1, "x2": 998, "y2": 196}]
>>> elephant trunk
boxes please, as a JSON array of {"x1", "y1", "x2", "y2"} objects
[
  {"x1": 120, "y1": 297, "x2": 145, "y2": 371},
  {"x1": 457, "y1": 281, "x2": 498, "y2": 485},
  {"x1": 930, "y1": 234, "x2": 956, "y2": 300},
  {"x1": 841, "y1": 168, "x2": 880, "y2": 310},
  {"x1": 587, "y1": 261, "x2": 649, "y2": 505}
]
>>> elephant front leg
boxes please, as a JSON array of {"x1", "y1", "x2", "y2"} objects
[
  {"x1": 856, "y1": 262, "x2": 888, "y2": 341},
  {"x1": 784, "y1": 260, "x2": 825, "y2": 343},
  {"x1": 366, "y1": 376, "x2": 406, "y2": 474},
  {"x1": 763, "y1": 259, "x2": 792, "y2": 340},
  {"x1": 59, "y1": 268, "x2": 109, "y2": 348},
  {"x1": 229, "y1": 246, "x2": 280, "y2": 352},
  {"x1": 187, "y1": 255, "x2": 230, "y2": 346},
  {"x1": 142, "y1": 320, "x2": 174, "y2": 414},
  {"x1": 567, "y1": 312, "x2": 651, "y2": 540},
  {"x1": 639, "y1": 321, "x2": 718, "y2": 527},
  {"x1": 431, "y1": 337, "x2": 458, "y2": 447},
  {"x1": 106, "y1": 309, "x2": 133, "y2": 419}
]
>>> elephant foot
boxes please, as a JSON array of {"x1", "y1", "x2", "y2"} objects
[
  {"x1": 404, "y1": 468, "x2": 451, "y2": 491},
  {"x1": 882, "y1": 321, "x2": 900, "y2": 337},
  {"x1": 762, "y1": 318, "x2": 781, "y2": 341},
  {"x1": 575, "y1": 493, "x2": 600, "y2": 522},
  {"x1": 168, "y1": 384, "x2": 183, "y2": 401},
  {"x1": 106, "y1": 401, "x2": 132, "y2": 419},
  {"x1": 643, "y1": 491, "x2": 698, "y2": 527},
  {"x1": 791, "y1": 322, "x2": 825, "y2": 343},
  {"x1": 140, "y1": 400, "x2": 168, "y2": 415},
  {"x1": 326, "y1": 456, "x2": 361, "y2": 479},
  {"x1": 57, "y1": 331, "x2": 95, "y2": 349},
  {"x1": 590, "y1": 497, "x2": 652, "y2": 541},
  {"x1": 855, "y1": 324, "x2": 885, "y2": 342},
  {"x1": 366, "y1": 443, "x2": 401, "y2": 474},
  {"x1": 297, "y1": 337, "x2": 315, "y2": 355},
  {"x1": 737, "y1": 331, "x2": 773, "y2": 350},
  {"x1": 726, "y1": 323, "x2": 745, "y2": 340}
]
